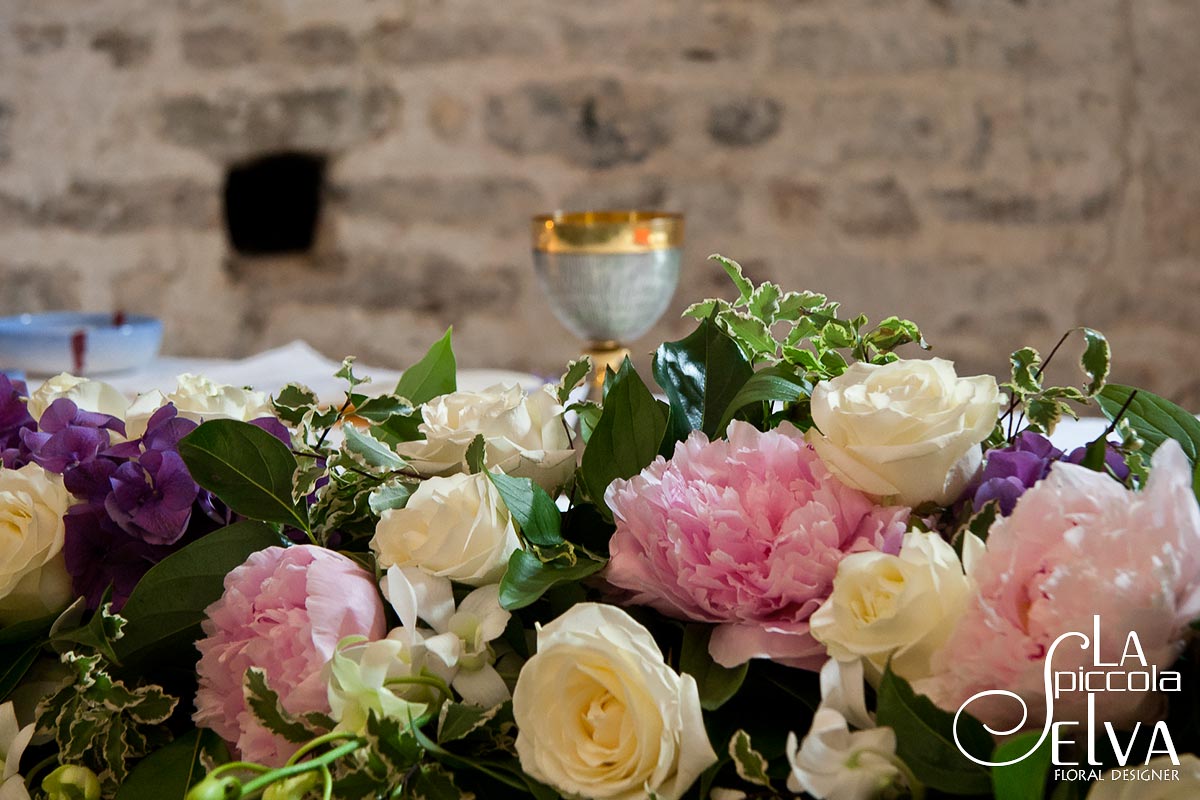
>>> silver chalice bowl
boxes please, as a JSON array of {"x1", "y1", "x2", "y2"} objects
[{"x1": 531, "y1": 210, "x2": 683, "y2": 395}]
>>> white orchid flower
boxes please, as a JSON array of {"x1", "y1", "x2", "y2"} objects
[
  {"x1": 786, "y1": 659, "x2": 912, "y2": 800},
  {"x1": 382, "y1": 565, "x2": 512, "y2": 709},
  {"x1": 0, "y1": 701, "x2": 34, "y2": 800}
]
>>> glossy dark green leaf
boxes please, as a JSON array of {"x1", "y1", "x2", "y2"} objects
[
  {"x1": 715, "y1": 364, "x2": 810, "y2": 432},
  {"x1": 992, "y1": 731, "x2": 1052, "y2": 800},
  {"x1": 653, "y1": 316, "x2": 754, "y2": 442},
  {"x1": 115, "y1": 728, "x2": 228, "y2": 800},
  {"x1": 680, "y1": 624, "x2": 747, "y2": 711},
  {"x1": 394, "y1": 327, "x2": 456, "y2": 406},
  {"x1": 1097, "y1": 384, "x2": 1200, "y2": 462},
  {"x1": 498, "y1": 550, "x2": 605, "y2": 610},
  {"x1": 488, "y1": 472, "x2": 563, "y2": 547},
  {"x1": 875, "y1": 667, "x2": 993, "y2": 795},
  {"x1": 178, "y1": 420, "x2": 308, "y2": 533},
  {"x1": 580, "y1": 359, "x2": 667, "y2": 517},
  {"x1": 115, "y1": 521, "x2": 281, "y2": 666}
]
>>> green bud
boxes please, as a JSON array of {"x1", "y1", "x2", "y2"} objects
[
  {"x1": 263, "y1": 771, "x2": 321, "y2": 800},
  {"x1": 185, "y1": 773, "x2": 243, "y2": 800},
  {"x1": 42, "y1": 765, "x2": 102, "y2": 800}
]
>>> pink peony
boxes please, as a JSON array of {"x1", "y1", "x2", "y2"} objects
[
  {"x1": 605, "y1": 421, "x2": 909, "y2": 669},
  {"x1": 929, "y1": 439, "x2": 1200, "y2": 732},
  {"x1": 194, "y1": 545, "x2": 386, "y2": 765}
]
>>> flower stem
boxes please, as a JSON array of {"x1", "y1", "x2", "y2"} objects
[
  {"x1": 285, "y1": 731, "x2": 360, "y2": 766},
  {"x1": 239, "y1": 739, "x2": 364, "y2": 797}
]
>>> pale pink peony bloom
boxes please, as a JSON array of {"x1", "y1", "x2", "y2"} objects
[
  {"x1": 605, "y1": 421, "x2": 909, "y2": 669},
  {"x1": 930, "y1": 439, "x2": 1200, "y2": 732},
  {"x1": 194, "y1": 545, "x2": 386, "y2": 765}
]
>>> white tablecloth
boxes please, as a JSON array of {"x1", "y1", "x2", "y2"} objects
[
  {"x1": 30, "y1": 341, "x2": 545, "y2": 406},
  {"x1": 28, "y1": 340, "x2": 1111, "y2": 451}
]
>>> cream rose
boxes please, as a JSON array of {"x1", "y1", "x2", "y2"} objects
[
  {"x1": 1085, "y1": 754, "x2": 1200, "y2": 800},
  {"x1": 370, "y1": 472, "x2": 519, "y2": 587},
  {"x1": 125, "y1": 374, "x2": 274, "y2": 439},
  {"x1": 806, "y1": 358, "x2": 1000, "y2": 507},
  {"x1": 0, "y1": 463, "x2": 73, "y2": 624},
  {"x1": 810, "y1": 531, "x2": 980, "y2": 683},
  {"x1": 512, "y1": 603, "x2": 717, "y2": 800},
  {"x1": 396, "y1": 384, "x2": 575, "y2": 492},
  {"x1": 26, "y1": 374, "x2": 126, "y2": 422}
]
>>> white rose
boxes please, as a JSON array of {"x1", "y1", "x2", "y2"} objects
[
  {"x1": 1086, "y1": 754, "x2": 1200, "y2": 800},
  {"x1": 0, "y1": 463, "x2": 73, "y2": 625},
  {"x1": 0, "y1": 701, "x2": 34, "y2": 800},
  {"x1": 125, "y1": 374, "x2": 273, "y2": 439},
  {"x1": 26, "y1": 374, "x2": 126, "y2": 422},
  {"x1": 370, "y1": 472, "x2": 519, "y2": 587},
  {"x1": 396, "y1": 384, "x2": 575, "y2": 492},
  {"x1": 512, "y1": 603, "x2": 717, "y2": 800},
  {"x1": 806, "y1": 358, "x2": 1000, "y2": 507},
  {"x1": 810, "y1": 531, "x2": 980, "y2": 683}
]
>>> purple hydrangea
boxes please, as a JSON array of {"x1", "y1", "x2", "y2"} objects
[
  {"x1": 0, "y1": 375, "x2": 34, "y2": 467},
  {"x1": 971, "y1": 430, "x2": 1130, "y2": 516}
]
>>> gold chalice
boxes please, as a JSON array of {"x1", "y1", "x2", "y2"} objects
[{"x1": 531, "y1": 210, "x2": 683, "y2": 396}]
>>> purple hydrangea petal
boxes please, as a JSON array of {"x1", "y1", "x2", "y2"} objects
[{"x1": 249, "y1": 416, "x2": 291, "y2": 446}]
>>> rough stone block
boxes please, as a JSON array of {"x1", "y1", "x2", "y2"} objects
[
  {"x1": 773, "y1": 18, "x2": 955, "y2": 75},
  {"x1": 560, "y1": 175, "x2": 743, "y2": 234},
  {"x1": 331, "y1": 176, "x2": 544, "y2": 236},
  {"x1": 707, "y1": 97, "x2": 781, "y2": 148},
  {"x1": 284, "y1": 25, "x2": 358, "y2": 65},
  {"x1": 927, "y1": 181, "x2": 1111, "y2": 224},
  {"x1": 367, "y1": 19, "x2": 542, "y2": 65},
  {"x1": 0, "y1": 179, "x2": 219, "y2": 233},
  {"x1": 182, "y1": 25, "x2": 262, "y2": 68},
  {"x1": 160, "y1": 86, "x2": 401, "y2": 161},
  {"x1": 14, "y1": 24, "x2": 67, "y2": 55},
  {"x1": 561, "y1": 9, "x2": 755, "y2": 67},
  {"x1": 0, "y1": 263, "x2": 80, "y2": 313},
  {"x1": 485, "y1": 79, "x2": 671, "y2": 169},
  {"x1": 90, "y1": 29, "x2": 152, "y2": 68},
  {"x1": 831, "y1": 177, "x2": 919, "y2": 238}
]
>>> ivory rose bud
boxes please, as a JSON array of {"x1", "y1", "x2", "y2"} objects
[
  {"x1": 27, "y1": 374, "x2": 126, "y2": 423},
  {"x1": 810, "y1": 531, "x2": 980, "y2": 683},
  {"x1": 370, "y1": 472, "x2": 519, "y2": 587},
  {"x1": 513, "y1": 603, "x2": 717, "y2": 800},
  {"x1": 806, "y1": 358, "x2": 1000, "y2": 507},
  {"x1": 396, "y1": 384, "x2": 574, "y2": 492},
  {"x1": 1085, "y1": 754, "x2": 1200, "y2": 800},
  {"x1": 0, "y1": 463, "x2": 73, "y2": 624},
  {"x1": 125, "y1": 374, "x2": 273, "y2": 439}
]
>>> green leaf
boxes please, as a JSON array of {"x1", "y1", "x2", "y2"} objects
[
  {"x1": 178, "y1": 420, "x2": 309, "y2": 533},
  {"x1": 715, "y1": 364, "x2": 810, "y2": 433},
  {"x1": 394, "y1": 327, "x2": 456, "y2": 406},
  {"x1": 1079, "y1": 328, "x2": 1110, "y2": 396},
  {"x1": 0, "y1": 643, "x2": 39, "y2": 702},
  {"x1": 115, "y1": 728, "x2": 228, "y2": 800},
  {"x1": 335, "y1": 357, "x2": 371, "y2": 390},
  {"x1": 875, "y1": 667, "x2": 993, "y2": 795},
  {"x1": 342, "y1": 425, "x2": 406, "y2": 470},
  {"x1": 1009, "y1": 347, "x2": 1043, "y2": 395},
  {"x1": 652, "y1": 316, "x2": 754, "y2": 441},
  {"x1": 728, "y1": 730, "x2": 771, "y2": 788},
  {"x1": 409, "y1": 764, "x2": 467, "y2": 800},
  {"x1": 272, "y1": 383, "x2": 319, "y2": 425},
  {"x1": 352, "y1": 394, "x2": 415, "y2": 424},
  {"x1": 1097, "y1": 384, "x2": 1200, "y2": 463},
  {"x1": 580, "y1": 359, "x2": 667, "y2": 517},
  {"x1": 992, "y1": 731, "x2": 1052, "y2": 800},
  {"x1": 368, "y1": 480, "x2": 414, "y2": 515},
  {"x1": 721, "y1": 312, "x2": 776, "y2": 357},
  {"x1": 487, "y1": 472, "x2": 563, "y2": 547},
  {"x1": 680, "y1": 625, "x2": 747, "y2": 711},
  {"x1": 51, "y1": 591, "x2": 126, "y2": 665},
  {"x1": 498, "y1": 550, "x2": 605, "y2": 610},
  {"x1": 438, "y1": 702, "x2": 504, "y2": 743},
  {"x1": 820, "y1": 318, "x2": 855, "y2": 349},
  {"x1": 747, "y1": 282, "x2": 781, "y2": 324},
  {"x1": 557, "y1": 358, "x2": 592, "y2": 405},
  {"x1": 115, "y1": 521, "x2": 280, "y2": 666},
  {"x1": 244, "y1": 667, "x2": 324, "y2": 743},
  {"x1": 465, "y1": 434, "x2": 487, "y2": 474},
  {"x1": 710, "y1": 254, "x2": 754, "y2": 304}
]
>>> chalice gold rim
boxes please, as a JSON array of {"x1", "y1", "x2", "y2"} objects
[{"x1": 532, "y1": 210, "x2": 684, "y2": 254}]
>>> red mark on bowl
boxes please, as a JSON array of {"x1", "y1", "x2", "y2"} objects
[{"x1": 71, "y1": 329, "x2": 87, "y2": 374}]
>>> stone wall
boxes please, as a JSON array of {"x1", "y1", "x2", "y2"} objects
[{"x1": 1, "y1": 0, "x2": 1197, "y2": 403}]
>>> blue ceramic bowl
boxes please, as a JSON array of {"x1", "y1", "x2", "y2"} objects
[{"x1": 0, "y1": 312, "x2": 163, "y2": 376}]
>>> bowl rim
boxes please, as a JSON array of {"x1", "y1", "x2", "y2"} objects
[{"x1": 0, "y1": 312, "x2": 162, "y2": 335}]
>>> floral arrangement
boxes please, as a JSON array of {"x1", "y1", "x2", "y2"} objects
[{"x1": 1, "y1": 255, "x2": 1198, "y2": 800}]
